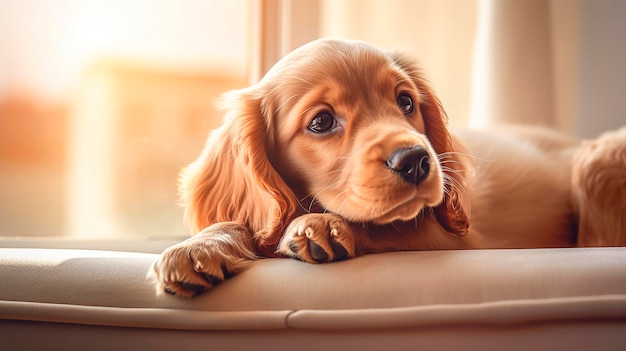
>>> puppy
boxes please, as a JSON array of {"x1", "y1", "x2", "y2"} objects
[{"x1": 151, "y1": 38, "x2": 626, "y2": 297}]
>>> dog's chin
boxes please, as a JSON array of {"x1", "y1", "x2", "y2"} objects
[
  {"x1": 370, "y1": 197, "x2": 439, "y2": 224},
  {"x1": 369, "y1": 209, "x2": 425, "y2": 225},
  {"x1": 327, "y1": 193, "x2": 443, "y2": 225}
]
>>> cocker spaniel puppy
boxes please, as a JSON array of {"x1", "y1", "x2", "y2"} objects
[{"x1": 152, "y1": 38, "x2": 626, "y2": 297}]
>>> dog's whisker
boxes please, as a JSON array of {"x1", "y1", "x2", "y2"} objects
[
  {"x1": 442, "y1": 173, "x2": 472, "y2": 217},
  {"x1": 440, "y1": 166, "x2": 466, "y2": 175},
  {"x1": 330, "y1": 190, "x2": 351, "y2": 215},
  {"x1": 391, "y1": 221, "x2": 402, "y2": 233},
  {"x1": 441, "y1": 167, "x2": 469, "y2": 183},
  {"x1": 442, "y1": 171, "x2": 468, "y2": 192},
  {"x1": 295, "y1": 198, "x2": 312, "y2": 214},
  {"x1": 298, "y1": 168, "x2": 346, "y2": 203},
  {"x1": 369, "y1": 204, "x2": 378, "y2": 220},
  {"x1": 438, "y1": 156, "x2": 466, "y2": 164},
  {"x1": 302, "y1": 179, "x2": 347, "y2": 213},
  {"x1": 438, "y1": 151, "x2": 493, "y2": 163}
]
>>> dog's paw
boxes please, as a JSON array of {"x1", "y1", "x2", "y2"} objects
[
  {"x1": 150, "y1": 222, "x2": 257, "y2": 298},
  {"x1": 277, "y1": 213, "x2": 356, "y2": 263}
]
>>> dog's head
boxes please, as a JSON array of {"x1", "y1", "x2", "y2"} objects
[{"x1": 181, "y1": 39, "x2": 469, "y2": 255}]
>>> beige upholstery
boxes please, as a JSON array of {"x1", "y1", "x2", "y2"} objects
[{"x1": 1, "y1": 244, "x2": 626, "y2": 350}]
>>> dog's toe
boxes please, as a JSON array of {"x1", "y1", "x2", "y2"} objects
[
  {"x1": 288, "y1": 240, "x2": 300, "y2": 254},
  {"x1": 152, "y1": 223, "x2": 257, "y2": 298},
  {"x1": 307, "y1": 239, "x2": 349, "y2": 262},
  {"x1": 330, "y1": 239, "x2": 349, "y2": 261},
  {"x1": 279, "y1": 213, "x2": 356, "y2": 263},
  {"x1": 200, "y1": 272, "x2": 224, "y2": 286},
  {"x1": 308, "y1": 241, "x2": 329, "y2": 262},
  {"x1": 178, "y1": 281, "x2": 210, "y2": 296},
  {"x1": 287, "y1": 236, "x2": 349, "y2": 263},
  {"x1": 161, "y1": 280, "x2": 210, "y2": 298}
]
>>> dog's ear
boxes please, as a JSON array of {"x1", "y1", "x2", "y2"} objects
[
  {"x1": 391, "y1": 52, "x2": 470, "y2": 235},
  {"x1": 179, "y1": 87, "x2": 298, "y2": 256}
]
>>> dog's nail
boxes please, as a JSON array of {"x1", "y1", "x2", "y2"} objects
[
  {"x1": 330, "y1": 240, "x2": 348, "y2": 261},
  {"x1": 330, "y1": 228, "x2": 339, "y2": 237},
  {"x1": 289, "y1": 240, "x2": 300, "y2": 253},
  {"x1": 221, "y1": 263, "x2": 235, "y2": 279},
  {"x1": 178, "y1": 281, "x2": 209, "y2": 295},
  {"x1": 309, "y1": 241, "x2": 329, "y2": 262},
  {"x1": 304, "y1": 227, "x2": 314, "y2": 238},
  {"x1": 201, "y1": 273, "x2": 223, "y2": 286},
  {"x1": 164, "y1": 286, "x2": 177, "y2": 295}
]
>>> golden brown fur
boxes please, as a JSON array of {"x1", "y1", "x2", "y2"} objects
[
  {"x1": 151, "y1": 39, "x2": 626, "y2": 297},
  {"x1": 573, "y1": 128, "x2": 626, "y2": 246}
]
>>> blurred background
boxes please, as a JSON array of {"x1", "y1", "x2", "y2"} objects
[{"x1": 0, "y1": 0, "x2": 624, "y2": 239}]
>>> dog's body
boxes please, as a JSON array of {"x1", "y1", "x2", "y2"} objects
[
  {"x1": 451, "y1": 128, "x2": 578, "y2": 248},
  {"x1": 152, "y1": 39, "x2": 626, "y2": 297}
]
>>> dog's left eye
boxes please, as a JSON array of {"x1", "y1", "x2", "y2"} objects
[
  {"x1": 397, "y1": 93, "x2": 414, "y2": 115},
  {"x1": 308, "y1": 112, "x2": 336, "y2": 133}
]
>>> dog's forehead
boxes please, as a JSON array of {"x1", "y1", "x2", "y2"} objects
[
  {"x1": 277, "y1": 39, "x2": 385, "y2": 67},
  {"x1": 266, "y1": 41, "x2": 411, "y2": 107},
  {"x1": 267, "y1": 39, "x2": 403, "y2": 85}
]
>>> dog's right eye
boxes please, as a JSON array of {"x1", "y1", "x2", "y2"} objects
[
  {"x1": 308, "y1": 112, "x2": 336, "y2": 133},
  {"x1": 397, "y1": 93, "x2": 415, "y2": 115}
]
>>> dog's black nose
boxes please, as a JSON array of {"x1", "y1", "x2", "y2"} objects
[{"x1": 386, "y1": 146, "x2": 431, "y2": 185}]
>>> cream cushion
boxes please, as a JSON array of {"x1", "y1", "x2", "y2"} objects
[{"x1": 1, "y1": 244, "x2": 626, "y2": 350}]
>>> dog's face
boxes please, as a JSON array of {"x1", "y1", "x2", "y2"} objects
[
  {"x1": 181, "y1": 39, "x2": 468, "y2": 253},
  {"x1": 260, "y1": 40, "x2": 445, "y2": 224}
]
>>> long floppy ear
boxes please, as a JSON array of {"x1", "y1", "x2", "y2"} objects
[
  {"x1": 179, "y1": 87, "x2": 299, "y2": 256},
  {"x1": 391, "y1": 52, "x2": 470, "y2": 235}
]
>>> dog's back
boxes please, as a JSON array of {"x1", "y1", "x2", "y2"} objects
[{"x1": 456, "y1": 127, "x2": 579, "y2": 248}]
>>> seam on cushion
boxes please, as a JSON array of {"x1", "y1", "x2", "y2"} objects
[
  {"x1": 285, "y1": 309, "x2": 298, "y2": 326},
  {"x1": 0, "y1": 300, "x2": 291, "y2": 331},
  {"x1": 4, "y1": 296, "x2": 626, "y2": 331},
  {"x1": 285, "y1": 295, "x2": 626, "y2": 330}
]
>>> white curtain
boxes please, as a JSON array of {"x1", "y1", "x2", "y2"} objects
[
  {"x1": 263, "y1": 0, "x2": 579, "y2": 133},
  {"x1": 319, "y1": 0, "x2": 579, "y2": 132},
  {"x1": 470, "y1": 0, "x2": 577, "y2": 133},
  {"x1": 258, "y1": 0, "x2": 626, "y2": 137}
]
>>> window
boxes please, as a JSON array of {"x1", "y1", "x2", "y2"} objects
[{"x1": 0, "y1": 0, "x2": 248, "y2": 238}]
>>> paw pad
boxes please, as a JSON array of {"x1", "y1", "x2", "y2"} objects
[
  {"x1": 289, "y1": 236, "x2": 349, "y2": 263},
  {"x1": 278, "y1": 213, "x2": 356, "y2": 264}
]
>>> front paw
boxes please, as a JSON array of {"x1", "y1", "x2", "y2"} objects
[
  {"x1": 150, "y1": 222, "x2": 256, "y2": 298},
  {"x1": 277, "y1": 213, "x2": 356, "y2": 263}
]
